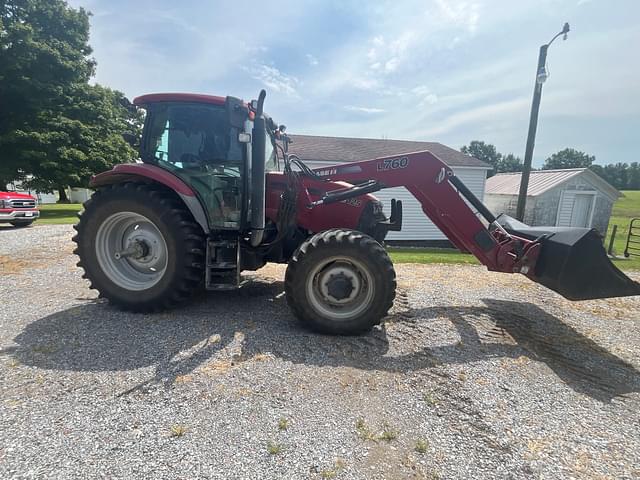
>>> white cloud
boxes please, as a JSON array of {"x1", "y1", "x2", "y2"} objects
[
  {"x1": 248, "y1": 64, "x2": 301, "y2": 97},
  {"x1": 436, "y1": 0, "x2": 481, "y2": 33},
  {"x1": 344, "y1": 105, "x2": 386, "y2": 114},
  {"x1": 306, "y1": 54, "x2": 319, "y2": 66},
  {"x1": 366, "y1": 32, "x2": 416, "y2": 74},
  {"x1": 311, "y1": 1, "x2": 489, "y2": 101},
  {"x1": 412, "y1": 86, "x2": 439, "y2": 106},
  {"x1": 351, "y1": 77, "x2": 382, "y2": 91},
  {"x1": 420, "y1": 96, "x2": 530, "y2": 137}
]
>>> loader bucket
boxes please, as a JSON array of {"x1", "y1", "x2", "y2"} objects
[{"x1": 497, "y1": 215, "x2": 640, "y2": 301}]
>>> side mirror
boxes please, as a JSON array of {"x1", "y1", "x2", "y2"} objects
[{"x1": 225, "y1": 96, "x2": 247, "y2": 129}]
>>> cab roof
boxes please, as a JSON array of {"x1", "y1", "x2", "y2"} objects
[{"x1": 133, "y1": 93, "x2": 226, "y2": 107}]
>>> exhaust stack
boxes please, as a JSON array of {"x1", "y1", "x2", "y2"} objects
[{"x1": 249, "y1": 89, "x2": 267, "y2": 247}]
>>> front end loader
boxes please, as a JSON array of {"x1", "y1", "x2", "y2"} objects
[{"x1": 73, "y1": 90, "x2": 640, "y2": 335}]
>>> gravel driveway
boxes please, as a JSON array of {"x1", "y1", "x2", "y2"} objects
[{"x1": 1, "y1": 224, "x2": 639, "y2": 479}]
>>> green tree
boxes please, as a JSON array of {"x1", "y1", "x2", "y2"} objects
[
  {"x1": 0, "y1": 0, "x2": 138, "y2": 197},
  {"x1": 542, "y1": 148, "x2": 594, "y2": 170},
  {"x1": 589, "y1": 164, "x2": 608, "y2": 185},
  {"x1": 606, "y1": 164, "x2": 623, "y2": 189},
  {"x1": 3, "y1": 84, "x2": 141, "y2": 199},
  {"x1": 461, "y1": 142, "x2": 524, "y2": 176},
  {"x1": 496, "y1": 153, "x2": 523, "y2": 174},
  {"x1": 627, "y1": 162, "x2": 640, "y2": 190},
  {"x1": 460, "y1": 141, "x2": 502, "y2": 176},
  {"x1": 589, "y1": 163, "x2": 640, "y2": 190}
]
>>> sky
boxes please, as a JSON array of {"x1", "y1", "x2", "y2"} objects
[{"x1": 68, "y1": 0, "x2": 640, "y2": 167}]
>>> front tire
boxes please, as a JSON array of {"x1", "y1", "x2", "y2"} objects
[
  {"x1": 285, "y1": 229, "x2": 396, "y2": 334},
  {"x1": 73, "y1": 183, "x2": 205, "y2": 312}
]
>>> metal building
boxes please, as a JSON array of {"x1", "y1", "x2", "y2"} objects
[{"x1": 485, "y1": 168, "x2": 621, "y2": 234}]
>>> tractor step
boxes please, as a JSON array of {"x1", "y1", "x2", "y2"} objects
[
  {"x1": 205, "y1": 237, "x2": 242, "y2": 290},
  {"x1": 208, "y1": 240, "x2": 237, "y2": 248}
]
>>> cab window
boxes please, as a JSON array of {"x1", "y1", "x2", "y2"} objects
[{"x1": 142, "y1": 102, "x2": 245, "y2": 228}]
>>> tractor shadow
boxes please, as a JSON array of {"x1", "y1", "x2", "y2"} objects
[
  {"x1": 3, "y1": 278, "x2": 639, "y2": 403},
  {"x1": 400, "y1": 300, "x2": 640, "y2": 403}
]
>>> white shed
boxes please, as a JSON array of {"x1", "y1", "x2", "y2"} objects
[
  {"x1": 288, "y1": 135, "x2": 491, "y2": 243},
  {"x1": 485, "y1": 168, "x2": 621, "y2": 235}
]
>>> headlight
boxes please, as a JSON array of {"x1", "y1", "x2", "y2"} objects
[{"x1": 0, "y1": 200, "x2": 8, "y2": 208}]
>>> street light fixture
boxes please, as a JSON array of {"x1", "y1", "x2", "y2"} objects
[
  {"x1": 515, "y1": 22, "x2": 570, "y2": 221},
  {"x1": 536, "y1": 65, "x2": 549, "y2": 85}
]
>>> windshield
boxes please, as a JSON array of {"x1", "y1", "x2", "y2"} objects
[
  {"x1": 144, "y1": 103, "x2": 243, "y2": 166},
  {"x1": 265, "y1": 134, "x2": 277, "y2": 171},
  {"x1": 142, "y1": 102, "x2": 245, "y2": 228}
]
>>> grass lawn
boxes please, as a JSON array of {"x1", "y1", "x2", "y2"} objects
[
  {"x1": 37, "y1": 203, "x2": 82, "y2": 224},
  {"x1": 605, "y1": 190, "x2": 640, "y2": 270},
  {"x1": 388, "y1": 247, "x2": 479, "y2": 265}
]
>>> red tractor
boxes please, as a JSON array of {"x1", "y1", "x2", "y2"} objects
[{"x1": 73, "y1": 90, "x2": 640, "y2": 334}]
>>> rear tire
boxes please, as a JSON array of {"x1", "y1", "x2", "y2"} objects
[
  {"x1": 285, "y1": 229, "x2": 396, "y2": 334},
  {"x1": 73, "y1": 183, "x2": 205, "y2": 312},
  {"x1": 10, "y1": 220, "x2": 34, "y2": 228}
]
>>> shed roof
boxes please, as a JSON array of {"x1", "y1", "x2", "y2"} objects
[
  {"x1": 288, "y1": 134, "x2": 490, "y2": 168},
  {"x1": 485, "y1": 168, "x2": 621, "y2": 199}
]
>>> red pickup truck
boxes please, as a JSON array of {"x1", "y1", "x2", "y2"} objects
[{"x1": 0, "y1": 191, "x2": 40, "y2": 227}]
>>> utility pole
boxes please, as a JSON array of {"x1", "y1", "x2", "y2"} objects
[{"x1": 516, "y1": 22, "x2": 570, "y2": 221}]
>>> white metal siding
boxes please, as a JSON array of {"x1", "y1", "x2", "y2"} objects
[
  {"x1": 69, "y1": 188, "x2": 92, "y2": 203},
  {"x1": 305, "y1": 161, "x2": 488, "y2": 240},
  {"x1": 484, "y1": 193, "x2": 515, "y2": 216},
  {"x1": 35, "y1": 192, "x2": 57, "y2": 204}
]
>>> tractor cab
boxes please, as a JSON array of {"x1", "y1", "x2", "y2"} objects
[{"x1": 133, "y1": 93, "x2": 276, "y2": 234}]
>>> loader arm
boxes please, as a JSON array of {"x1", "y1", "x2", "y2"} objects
[
  {"x1": 307, "y1": 150, "x2": 640, "y2": 300},
  {"x1": 309, "y1": 150, "x2": 532, "y2": 274}
]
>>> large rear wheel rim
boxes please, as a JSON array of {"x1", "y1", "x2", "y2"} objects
[
  {"x1": 306, "y1": 255, "x2": 375, "y2": 321},
  {"x1": 95, "y1": 212, "x2": 168, "y2": 291}
]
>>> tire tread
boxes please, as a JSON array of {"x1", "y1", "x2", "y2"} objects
[
  {"x1": 285, "y1": 229, "x2": 396, "y2": 335},
  {"x1": 73, "y1": 182, "x2": 205, "y2": 312}
]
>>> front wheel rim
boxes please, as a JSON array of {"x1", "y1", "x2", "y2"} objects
[
  {"x1": 306, "y1": 256, "x2": 375, "y2": 321},
  {"x1": 95, "y1": 212, "x2": 168, "y2": 291}
]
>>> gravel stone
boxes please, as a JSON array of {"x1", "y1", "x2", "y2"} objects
[{"x1": 1, "y1": 224, "x2": 639, "y2": 479}]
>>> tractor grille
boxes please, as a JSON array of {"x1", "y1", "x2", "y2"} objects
[{"x1": 9, "y1": 199, "x2": 36, "y2": 209}]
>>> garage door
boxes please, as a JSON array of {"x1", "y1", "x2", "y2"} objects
[{"x1": 556, "y1": 191, "x2": 596, "y2": 228}]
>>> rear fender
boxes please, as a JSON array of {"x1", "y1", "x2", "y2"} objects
[{"x1": 90, "y1": 163, "x2": 210, "y2": 232}]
